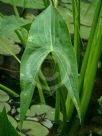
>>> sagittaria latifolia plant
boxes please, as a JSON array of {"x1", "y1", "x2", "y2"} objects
[
  {"x1": 0, "y1": 0, "x2": 102, "y2": 135},
  {"x1": 20, "y1": 2, "x2": 80, "y2": 128},
  {"x1": 20, "y1": 0, "x2": 102, "y2": 135}
]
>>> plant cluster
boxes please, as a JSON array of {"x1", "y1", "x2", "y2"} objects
[{"x1": 0, "y1": 0, "x2": 102, "y2": 136}]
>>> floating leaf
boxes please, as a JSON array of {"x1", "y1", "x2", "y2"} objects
[
  {"x1": 17, "y1": 108, "x2": 31, "y2": 116},
  {"x1": 30, "y1": 104, "x2": 62, "y2": 121},
  {"x1": 20, "y1": 5, "x2": 80, "y2": 125},
  {"x1": 19, "y1": 121, "x2": 49, "y2": 136},
  {"x1": 0, "y1": 89, "x2": 9, "y2": 102},
  {"x1": 0, "y1": 102, "x2": 11, "y2": 112}
]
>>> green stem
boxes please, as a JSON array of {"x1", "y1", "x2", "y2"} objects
[
  {"x1": 66, "y1": 95, "x2": 74, "y2": 120},
  {"x1": 66, "y1": 0, "x2": 102, "y2": 121},
  {"x1": 39, "y1": 70, "x2": 51, "y2": 94},
  {"x1": 54, "y1": 64, "x2": 67, "y2": 123},
  {"x1": 55, "y1": 89, "x2": 60, "y2": 121},
  {"x1": 78, "y1": 0, "x2": 102, "y2": 93},
  {"x1": 80, "y1": 18, "x2": 102, "y2": 121},
  {"x1": 13, "y1": 55, "x2": 21, "y2": 64},
  {"x1": 36, "y1": 77, "x2": 46, "y2": 104},
  {"x1": 54, "y1": 0, "x2": 58, "y2": 8},
  {"x1": 72, "y1": 0, "x2": 80, "y2": 65},
  {"x1": 66, "y1": 0, "x2": 80, "y2": 121},
  {"x1": 15, "y1": 29, "x2": 26, "y2": 48},
  {"x1": 0, "y1": 84, "x2": 19, "y2": 97},
  {"x1": 54, "y1": 63, "x2": 61, "y2": 121},
  {"x1": 12, "y1": 0, "x2": 19, "y2": 17},
  {"x1": 59, "y1": 89, "x2": 68, "y2": 135}
]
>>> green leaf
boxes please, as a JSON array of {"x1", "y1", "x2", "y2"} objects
[
  {"x1": 8, "y1": 115, "x2": 17, "y2": 128},
  {"x1": 0, "y1": 0, "x2": 49, "y2": 9},
  {"x1": 30, "y1": 104, "x2": 63, "y2": 121},
  {"x1": 0, "y1": 15, "x2": 31, "y2": 37},
  {"x1": 0, "y1": 37, "x2": 21, "y2": 55},
  {"x1": 0, "y1": 109, "x2": 20, "y2": 136},
  {"x1": 18, "y1": 121, "x2": 49, "y2": 136},
  {"x1": 0, "y1": 102, "x2": 11, "y2": 112},
  {"x1": 20, "y1": 5, "x2": 80, "y2": 125},
  {"x1": 0, "y1": 89, "x2": 9, "y2": 102},
  {"x1": 58, "y1": 0, "x2": 101, "y2": 39}
]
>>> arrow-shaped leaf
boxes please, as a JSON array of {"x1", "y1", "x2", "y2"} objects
[{"x1": 20, "y1": 5, "x2": 80, "y2": 125}]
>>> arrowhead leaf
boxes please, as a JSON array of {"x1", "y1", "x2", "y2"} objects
[{"x1": 20, "y1": 5, "x2": 80, "y2": 125}]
